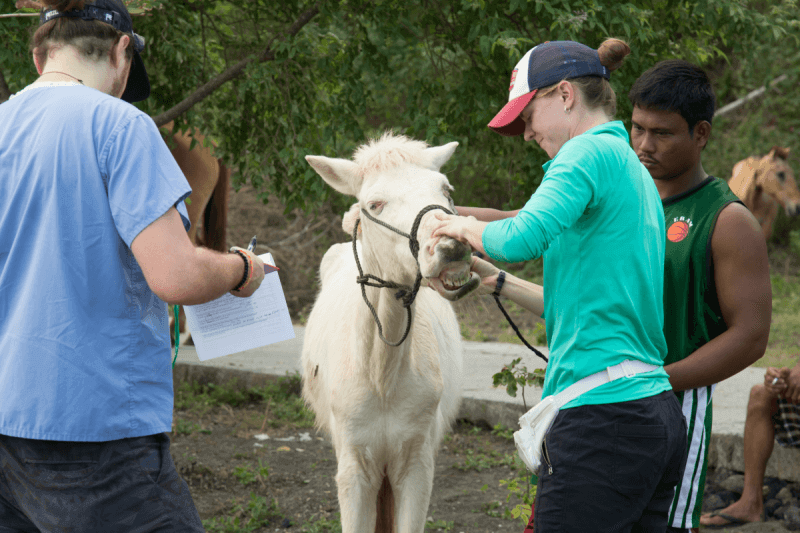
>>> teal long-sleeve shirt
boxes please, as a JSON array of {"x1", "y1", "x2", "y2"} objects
[{"x1": 483, "y1": 121, "x2": 671, "y2": 409}]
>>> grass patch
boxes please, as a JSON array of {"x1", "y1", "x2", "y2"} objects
[
  {"x1": 299, "y1": 514, "x2": 342, "y2": 533},
  {"x1": 452, "y1": 449, "x2": 516, "y2": 472},
  {"x1": 232, "y1": 459, "x2": 269, "y2": 486},
  {"x1": 755, "y1": 270, "x2": 800, "y2": 368},
  {"x1": 174, "y1": 373, "x2": 315, "y2": 428},
  {"x1": 203, "y1": 493, "x2": 283, "y2": 532}
]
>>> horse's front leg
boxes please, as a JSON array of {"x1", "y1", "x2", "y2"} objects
[
  {"x1": 336, "y1": 447, "x2": 381, "y2": 533},
  {"x1": 390, "y1": 435, "x2": 437, "y2": 533}
]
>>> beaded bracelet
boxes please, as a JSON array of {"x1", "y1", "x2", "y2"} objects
[{"x1": 230, "y1": 249, "x2": 253, "y2": 292}]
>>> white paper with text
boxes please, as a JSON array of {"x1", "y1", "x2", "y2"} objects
[{"x1": 183, "y1": 253, "x2": 295, "y2": 361}]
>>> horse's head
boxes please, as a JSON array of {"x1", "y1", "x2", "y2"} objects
[
  {"x1": 755, "y1": 147, "x2": 800, "y2": 217},
  {"x1": 305, "y1": 133, "x2": 477, "y2": 294}
]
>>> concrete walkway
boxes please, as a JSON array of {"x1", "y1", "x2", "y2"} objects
[{"x1": 173, "y1": 325, "x2": 800, "y2": 483}]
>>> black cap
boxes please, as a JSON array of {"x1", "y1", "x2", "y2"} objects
[{"x1": 39, "y1": 0, "x2": 150, "y2": 103}]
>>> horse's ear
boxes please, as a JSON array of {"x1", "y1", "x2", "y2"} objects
[
  {"x1": 423, "y1": 142, "x2": 459, "y2": 172},
  {"x1": 770, "y1": 146, "x2": 791, "y2": 160},
  {"x1": 730, "y1": 157, "x2": 759, "y2": 208},
  {"x1": 342, "y1": 203, "x2": 362, "y2": 237},
  {"x1": 305, "y1": 155, "x2": 361, "y2": 196}
]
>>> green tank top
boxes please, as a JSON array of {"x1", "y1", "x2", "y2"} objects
[{"x1": 662, "y1": 176, "x2": 742, "y2": 365}]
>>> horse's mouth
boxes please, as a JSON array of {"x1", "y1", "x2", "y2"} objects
[
  {"x1": 430, "y1": 262, "x2": 481, "y2": 300},
  {"x1": 435, "y1": 262, "x2": 470, "y2": 289}
]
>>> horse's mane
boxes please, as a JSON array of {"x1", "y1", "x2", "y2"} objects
[{"x1": 353, "y1": 132, "x2": 430, "y2": 179}]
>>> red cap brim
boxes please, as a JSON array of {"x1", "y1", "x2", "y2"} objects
[{"x1": 487, "y1": 90, "x2": 537, "y2": 136}]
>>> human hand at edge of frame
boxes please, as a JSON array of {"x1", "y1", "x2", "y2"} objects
[
  {"x1": 784, "y1": 365, "x2": 800, "y2": 404},
  {"x1": 428, "y1": 255, "x2": 500, "y2": 301},
  {"x1": 765, "y1": 367, "x2": 789, "y2": 398},
  {"x1": 228, "y1": 247, "x2": 265, "y2": 298}
]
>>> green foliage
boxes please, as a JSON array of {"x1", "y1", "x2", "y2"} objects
[
  {"x1": 3, "y1": 0, "x2": 796, "y2": 213},
  {"x1": 492, "y1": 356, "x2": 545, "y2": 410},
  {"x1": 499, "y1": 473, "x2": 535, "y2": 525}
]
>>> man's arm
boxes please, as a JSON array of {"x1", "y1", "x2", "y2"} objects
[
  {"x1": 131, "y1": 207, "x2": 264, "y2": 305},
  {"x1": 664, "y1": 202, "x2": 772, "y2": 391},
  {"x1": 454, "y1": 206, "x2": 520, "y2": 221}
]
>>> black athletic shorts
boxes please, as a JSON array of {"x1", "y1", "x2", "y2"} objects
[
  {"x1": 0, "y1": 432, "x2": 204, "y2": 533},
  {"x1": 534, "y1": 390, "x2": 688, "y2": 533}
]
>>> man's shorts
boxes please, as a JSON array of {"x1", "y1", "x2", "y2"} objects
[
  {"x1": 773, "y1": 398, "x2": 800, "y2": 448},
  {"x1": 0, "y1": 432, "x2": 204, "y2": 533}
]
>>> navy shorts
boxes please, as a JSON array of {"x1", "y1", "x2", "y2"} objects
[
  {"x1": 0, "y1": 432, "x2": 204, "y2": 533},
  {"x1": 533, "y1": 390, "x2": 688, "y2": 533}
]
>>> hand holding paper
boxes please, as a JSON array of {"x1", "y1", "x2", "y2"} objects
[{"x1": 183, "y1": 253, "x2": 294, "y2": 361}]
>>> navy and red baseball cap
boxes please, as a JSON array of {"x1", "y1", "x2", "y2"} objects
[
  {"x1": 39, "y1": 0, "x2": 150, "y2": 103},
  {"x1": 488, "y1": 41, "x2": 610, "y2": 136}
]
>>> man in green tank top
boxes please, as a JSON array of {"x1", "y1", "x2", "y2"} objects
[{"x1": 628, "y1": 60, "x2": 772, "y2": 532}]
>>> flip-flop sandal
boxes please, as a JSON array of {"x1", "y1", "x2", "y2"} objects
[{"x1": 701, "y1": 511, "x2": 752, "y2": 530}]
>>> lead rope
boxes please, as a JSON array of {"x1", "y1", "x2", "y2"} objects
[
  {"x1": 352, "y1": 204, "x2": 453, "y2": 346},
  {"x1": 491, "y1": 270, "x2": 548, "y2": 363},
  {"x1": 172, "y1": 304, "x2": 179, "y2": 368}
]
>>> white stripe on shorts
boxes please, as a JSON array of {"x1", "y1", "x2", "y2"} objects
[{"x1": 670, "y1": 384, "x2": 714, "y2": 528}]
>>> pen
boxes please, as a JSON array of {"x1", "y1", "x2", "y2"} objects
[{"x1": 247, "y1": 235, "x2": 257, "y2": 252}]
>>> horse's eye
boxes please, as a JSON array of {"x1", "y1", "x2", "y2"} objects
[
  {"x1": 778, "y1": 171, "x2": 786, "y2": 182},
  {"x1": 369, "y1": 201, "x2": 384, "y2": 212}
]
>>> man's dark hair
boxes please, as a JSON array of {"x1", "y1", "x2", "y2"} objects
[{"x1": 628, "y1": 59, "x2": 716, "y2": 133}]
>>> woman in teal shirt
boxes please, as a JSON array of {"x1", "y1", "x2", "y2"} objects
[{"x1": 432, "y1": 40, "x2": 688, "y2": 532}]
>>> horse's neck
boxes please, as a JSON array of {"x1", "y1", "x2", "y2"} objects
[{"x1": 355, "y1": 245, "x2": 418, "y2": 397}]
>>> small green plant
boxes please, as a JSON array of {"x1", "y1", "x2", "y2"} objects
[
  {"x1": 491, "y1": 423, "x2": 514, "y2": 440},
  {"x1": 300, "y1": 514, "x2": 342, "y2": 533},
  {"x1": 232, "y1": 459, "x2": 269, "y2": 486},
  {"x1": 202, "y1": 493, "x2": 282, "y2": 532},
  {"x1": 481, "y1": 500, "x2": 503, "y2": 518},
  {"x1": 425, "y1": 517, "x2": 454, "y2": 531},
  {"x1": 492, "y1": 358, "x2": 545, "y2": 410},
  {"x1": 174, "y1": 418, "x2": 201, "y2": 436},
  {"x1": 453, "y1": 449, "x2": 515, "y2": 472}
]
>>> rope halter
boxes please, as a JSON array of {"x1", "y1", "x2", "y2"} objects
[{"x1": 352, "y1": 204, "x2": 453, "y2": 346}]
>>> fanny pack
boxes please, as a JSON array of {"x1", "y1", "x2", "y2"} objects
[{"x1": 513, "y1": 359, "x2": 659, "y2": 475}]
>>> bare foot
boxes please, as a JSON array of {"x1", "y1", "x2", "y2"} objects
[{"x1": 699, "y1": 500, "x2": 763, "y2": 527}]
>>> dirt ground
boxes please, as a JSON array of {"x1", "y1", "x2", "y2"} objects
[{"x1": 171, "y1": 396, "x2": 530, "y2": 532}]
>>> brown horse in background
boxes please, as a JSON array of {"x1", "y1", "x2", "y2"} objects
[
  {"x1": 728, "y1": 146, "x2": 800, "y2": 241},
  {"x1": 163, "y1": 122, "x2": 230, "y2": 344}
]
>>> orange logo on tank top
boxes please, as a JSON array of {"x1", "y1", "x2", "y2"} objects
[{"x1": 667, "y1": 217, "x2": 693, "y2": 243}]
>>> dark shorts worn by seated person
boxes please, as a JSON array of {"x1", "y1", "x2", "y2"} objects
[{"x1": 0, "y1": 432, "x2": 204, "y2": 533}]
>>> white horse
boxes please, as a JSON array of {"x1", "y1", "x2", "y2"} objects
[{"x1": 301, "y1": 133, "x2": 478, "y2": 533}]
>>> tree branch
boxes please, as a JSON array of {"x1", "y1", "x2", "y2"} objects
[
  {"x1": 150, "y1": 1, "x2": 322, "y2": 127},
  {"x1": 714, "y1": 74, "x2": 788, "y2": 119}
]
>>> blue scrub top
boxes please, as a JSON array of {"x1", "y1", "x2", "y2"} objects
[{"x1": 0, "y1": 83, "x2": 191, "y2": 441}]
